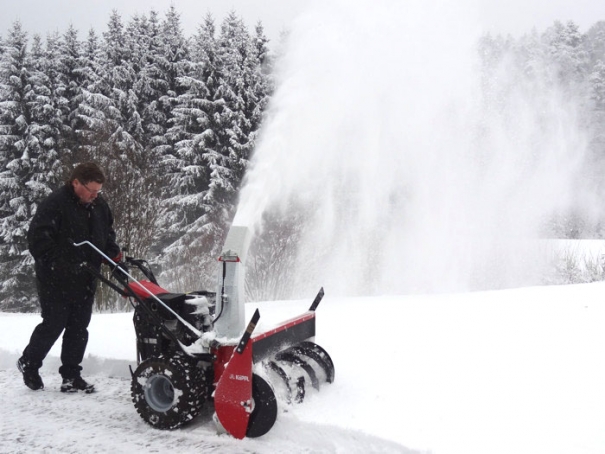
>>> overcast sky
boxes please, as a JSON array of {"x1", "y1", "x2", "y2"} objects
[
  {"x1": 0, "y1": 0, "x2": 307, "y2": 41},
  {"x1": 1, "y1": 0, "x2": 605, "y2": 43}
]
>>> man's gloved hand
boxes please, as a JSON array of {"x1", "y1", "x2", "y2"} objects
[
  {"x1": 110, "y1": 252, "x2": 123, "y2": 264},
  {"x1": 103, "y1": 252, "x2": 128, "y2": 277},
  {"x1": 111, "y1": 261, "x2": 129, "y2": 277}
]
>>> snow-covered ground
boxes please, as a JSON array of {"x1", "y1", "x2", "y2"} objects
[{"x1": 1, "y1": 282, "x2": 605, "y2": 454}]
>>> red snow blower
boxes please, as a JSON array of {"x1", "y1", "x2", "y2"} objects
[{"x1": 74, "y1": 225, "x2": 334, "y2": 438}]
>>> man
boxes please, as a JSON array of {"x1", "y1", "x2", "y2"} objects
[{"x1": 17, "y1": 162, "x2": 122, "y2": 393}]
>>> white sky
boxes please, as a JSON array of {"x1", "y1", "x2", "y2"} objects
[
  {"x1": 477, "y1": 0, "x2": 605, "y2": 35},
  {"x1": 1, "y1": 0, "x2": 605, "y2": 43},
  {"x1": 0, "y1": 0, "x2": 308, "y2": 42}
]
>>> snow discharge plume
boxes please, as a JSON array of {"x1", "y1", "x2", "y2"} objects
[{"x1": 235, "y1": 0, "x2": 592, "y2": 299}]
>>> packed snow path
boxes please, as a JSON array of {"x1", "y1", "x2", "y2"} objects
[{"x1": 0, "y1": 364, "x2": 409, "y2": 454}]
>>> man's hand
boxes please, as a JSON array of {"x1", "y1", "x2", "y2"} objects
[{"x1": 111, "y1": 261, "x2": 129, "y2": 277}]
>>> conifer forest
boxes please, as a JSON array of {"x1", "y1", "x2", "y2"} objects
[{"x1": 1, "y1": 7, "x2": 605, "y2": 312}]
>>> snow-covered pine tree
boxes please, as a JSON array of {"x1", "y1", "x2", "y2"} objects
[
  {"x1": 542, "y1": 21, "x2": 589, "y2": 94},
  {"x1": 75, "y1": 27, "x2": 112, "y2": 162},
  {"x1": 587, "y1": 57, "x2": 605, "y2": 236},
  {"x1": 203, "y1": 12, "x2": 268, "y2": 229},
  {"x1": 584, "y1": 22, "x2": 605, "y2": 67},
  {"x1": 39, "y1": 31, "x2": 68, "y2": 176},
  {"x1": 113, "y1": 10, "x2": 168, "y2": 258},
  {"x1": 55, "y1": 24, "x2": 87, "y2": 169},
  {"x1": 155, "y1": 13, "x2": 219, "y2": 289},
  {"x1": 249, "y1": 22, "x2": 272, "y2": 139},
  {"x1": 585, "y1": 23, "x2": 605, "y2": 168},
  {"x1": 0, "y1": 22, "x2": 34, "y2": 310},
  {"x1": 253, "y1": 21, "x2": 275, "y2": 87},
  {"x1": 131, "y1": 10, "x2": 165, "y2": 154},
  {"x1": 151, "y1": 7, "x2": 195, "y2": 251},
  {"x1": 75, "y1": 10, "x2": 142, "y2": 167},
  {"x1": 590, "y1": 62, "x2": 605, "y2": 114},
  {"x1": 589, "y1": 60, "x2": 605, "y2": 159},
  {"x1": 102, "y1": 10, "x2": 143, "y2": 159},
  {"x1": 155, "y1": 6, "x2": 190, "y2": 172},
  {"x1": 158, "y1": 12, "x2": 271, "y2": 290},
  {"x1": 0, "y1": 23, "x2": 61, "y2": 311},
  {"x1": 28, "y1": 33, "x2": 63, "y2": 193},
  {"x1": 102, "y1": 12, "x2": 166, "y2": 261},
  {"x1": 164, "y1": 24, "x2": 213, "y2": 237}
]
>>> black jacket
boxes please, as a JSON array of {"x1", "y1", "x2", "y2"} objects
[{"x1": 28, "y1": 184, "x2": 120, "y2": 292}]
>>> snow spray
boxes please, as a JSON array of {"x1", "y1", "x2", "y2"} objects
[{"x1": 234, "y1": 0, "x2": 593, "y2": 298}]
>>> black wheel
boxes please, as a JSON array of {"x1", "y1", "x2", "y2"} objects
[
  {"x1": 131, "y1": 355, "x2": 207, "y2": 430},
  {"x1": 246, "y1": 374, "x2": 278, "y2": 438}
]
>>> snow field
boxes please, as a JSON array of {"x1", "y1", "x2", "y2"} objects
[{"x1": 1, "y1": 282, "x2": 605, "y2": 453}]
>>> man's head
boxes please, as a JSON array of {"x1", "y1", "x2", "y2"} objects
[{"x1": 70, "y1": 162, "x2": 106, "y2": 204}]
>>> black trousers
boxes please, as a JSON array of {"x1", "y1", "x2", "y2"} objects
[{"x1": 22, "y1": 278, "x2": 96, "y2": 379}]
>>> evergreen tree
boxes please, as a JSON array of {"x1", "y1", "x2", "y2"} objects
[
  {"x1": 542, "y1": 21, "x2": 589, "y2": 92},
  {"x1": 164, "y1": 11, "x2": 255, "y2": 261},
  {"x1": 253, "y1": 21, "x2": 276, "y2": 98},
  {"x1": 152, "y1": 7, "x2": 194, "y2": 247},
  {"x1": 159, "y1": 12, "x2": 271, "y2": 289},
  {"x1": 589, "y1": 60, "x2": 605, "y2": 155},
  {"x1": 40, "y1": 31, "x2": 67, "y2": 175},
  {"x1": 156, "y1": 6, "x2": 190, "y2": 165},
  {"x1": 29, "y1": 32, "x2": 63, "y2": 192},
  {"x1": 75, "y1": 27, "x2": 112, "y2": 162},
  {"x1": 204, "y1": 12, "x2": 268, "y2": 229},
  {"x1": 75, "y1": 11, "x2": 139, "y2": 166},
  {"x1": 106, "y1": 12, "x2": 165, "y2": 253},
  {"x1": 103, "y1": 10, "x2": 143, "y2": 158},
  {"x1": 156, "y1": 13, "x2": 218, "y2": 288},
  {"x1": 130, "y1": 10, "x2": 165, "y2": 152},
  {"x1": 163, "y1": 14, "x2": 217, "y2": 240},
  {"x1": 0, "y1": 22, "x2": 61, "y2": 311},
  {"x1": 56, "y1": 24, "x2": 85, "y2": 168},
  {"x1": 584, "y1": 21, "x2": 605, "y2": 66},
  {"x1": 0, "y1": 22, "x2": 34, "y2": 310},
  {"x1": 590, "y1": 61, "x2": 605, "y2": 114}
]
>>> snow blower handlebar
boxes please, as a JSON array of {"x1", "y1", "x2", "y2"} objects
[{"x1": 72, "y1": 240, "x2": 202, "y2": 338}]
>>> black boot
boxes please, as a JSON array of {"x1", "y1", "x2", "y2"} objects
[
  {"x1": 17, "y1": 357, "x2": 44, "y2": 391},
  {"x1": 60, "y1": 376, "x2": 95, "y2": 393}
]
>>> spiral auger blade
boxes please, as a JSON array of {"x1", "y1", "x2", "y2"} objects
[
  {"x1": 265, "y1": 360, "x2": 294, "y2": 404},
  {"x1": 276, "y1": 348, "x2": 321, "y2": 391},
  {"x1": 264, "y1": 341, "x2": 335, "y2": 404},
  {"x1": 286, "y1": 341, "x2": 335, "y2": 383}
]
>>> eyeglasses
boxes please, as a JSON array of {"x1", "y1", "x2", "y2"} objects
[{"x1": 81, "y1": 181, "x2": 103, "y2": 196}]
